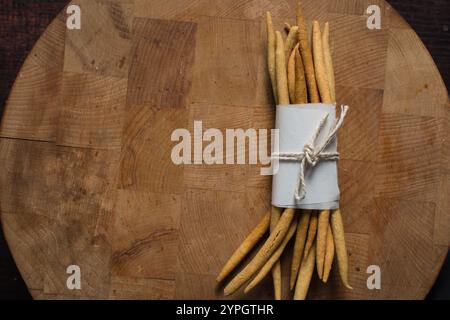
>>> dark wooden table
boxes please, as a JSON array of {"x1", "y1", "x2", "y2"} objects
[{"x1": 0, "y1": 0, "x2": 449, "y2": 300}]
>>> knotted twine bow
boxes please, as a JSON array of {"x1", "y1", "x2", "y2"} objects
[{"x1": 272, "y1": 105, "x2": 349, "y2": 202}]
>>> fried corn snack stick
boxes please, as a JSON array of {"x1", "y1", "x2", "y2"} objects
[
  {"x1": 322, "y1": 22, "x2": 336, "y2": 102},
  {"x1": 296, "y1": 1, "x2": 319, "y2": 103},
  {"x1": 303, "y1": 212, "x2": 318, "y2": 259},
  {"x1": 224, "y1": 209, "x2": 295, "y2": 296},
  {"x1": 294, "y1": 242, "x2": 316, "y2": 300},
  {"x1": 294, "y1": 46, "x2": 308, "y2": 103},
  {"x1": 312, "y1": 21, "x2": 332, "y2": 104},
  {"x1": 275, "y1": 32, "x2": 290, "y2": 105},
  {"x1": 316, "y1": 210, "x2": 330, "y2": 279},
  {"x1": 331, "y1": 210, "x2": 353, "y2": 289},
  {"x1": 245, "y1": 219, "x2": 298, "y2": 294},
  {"x1": 322, "y1": 223, "x2": 335, "y2": 283},
  {"x1": 266, "y1": 12, "x2": 278, "y2": 104},
  {"x1": 287, "y1": 47, "x2": 297, "y2": 103},
  {"x1": 284, "y1": 22, "x2": 292, "y2": 33},
  {"x1": 270, "y1": 206, "x2": 283, "y2": 300},
  {"x1": 290, "y1": 210, "x2": 311, "y2": 289},
  {"x1": 285, "y1": 26, "x2": 299, "y2": 63},
  {"x1": 217, "y1": 212, "x2": 271, "y2": 283}
]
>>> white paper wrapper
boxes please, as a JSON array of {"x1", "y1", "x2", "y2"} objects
[{"x1": 271, "y1": 104, "x2": 340, "y2": 210}]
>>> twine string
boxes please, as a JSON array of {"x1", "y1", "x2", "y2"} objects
[{"x1": 272, "y1": 105, "x2": 349, "y2": 202}]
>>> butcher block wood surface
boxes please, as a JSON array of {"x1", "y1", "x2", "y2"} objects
[{"x1": 0, "y1": 0, "x2": 449, "y2": 300}]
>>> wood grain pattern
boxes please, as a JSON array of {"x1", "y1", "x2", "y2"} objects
[
  {"x1": 337, "y1": 86, "x2": 383, "y2": 161},
  {"x1": 127, "y1": 18, "x2": 197, "y2": 107},
  {"x1": 382, "y1": 28, "x2": 448, "y2": 118},
  {"x1": 57, "y1": 72, "x2": 128, "y2": 149},
  {"x1": 118, "y1": 105, "x2": 187, "y2": 193},
  {"x1": 0, "y1": 15, "x2": 66, "y2": 141},
  {"x1": 376, "y1": 113, "x2": 442, "y2": 202},
  {"x1": 63, "y1": 0, "x2": 134, "y2": 78},
  {"x1": 0, "y1": 0, "x2": 449, "y2": 300},
  {"x1": 368, "y1": 198, "x2": 436, "y2": 287},
  {"x1": 109, "y1": 276, "x2": 175, "y2": 300},
  {"x1": 190, "y1": 16, "x2": 265, "y2": 107},
  {"x1": 329, "y1": 13, "x2": 389, "y2": 90},
  {"x1": 110, "y1": 190, "x2": 181, "y2": 281}
]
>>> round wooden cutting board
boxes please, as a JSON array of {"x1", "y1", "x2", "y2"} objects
[{"x1": 0, "y1": 0, "x2": 449, "y2": 300}]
